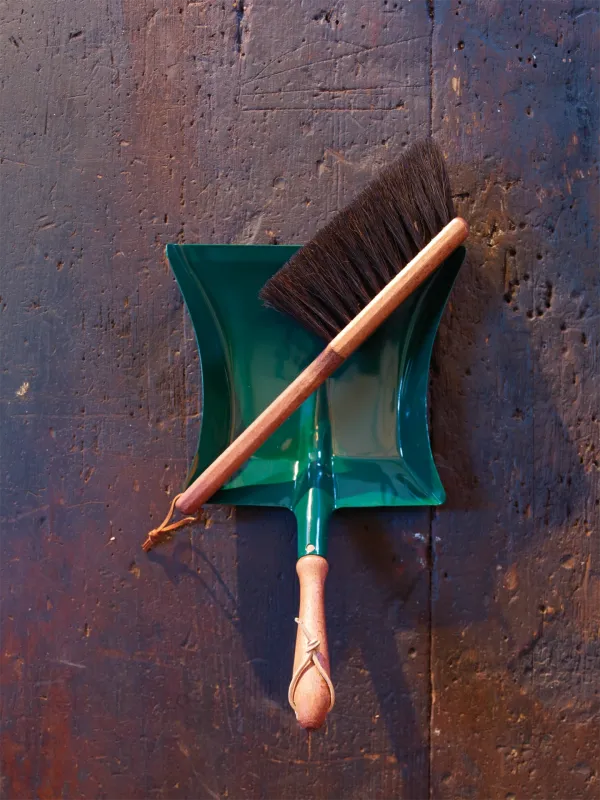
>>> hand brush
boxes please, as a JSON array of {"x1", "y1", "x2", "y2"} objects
[{"x1": 144, "y1": 138, "x2": 468, "y2": 728}]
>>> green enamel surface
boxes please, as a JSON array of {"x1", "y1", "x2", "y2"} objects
[{"x1": 167, "y1": 243, "x2": 464, "y2": 559}]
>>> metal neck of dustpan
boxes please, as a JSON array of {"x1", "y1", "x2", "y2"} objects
[{"x1": 292, "y1": 385, "x2": 334, "y2": 559}]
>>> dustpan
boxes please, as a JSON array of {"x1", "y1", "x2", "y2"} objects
[{"x1": 166, "y1": 242, "x2": 464, "y2": 720}]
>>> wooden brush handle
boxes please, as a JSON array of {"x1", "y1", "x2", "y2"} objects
[
  {"x1": 176, "y1": 217, "x2": 468, "y2": 515},
  {"x1": 330, "y1": 217, "x2": 469, "y2": 357},
  {"x1": 290, "y1": 556, "x2": 332, "y2": 729},
  {"x1": 177, "y1": 347, "x2": 344, "y2": 514}
]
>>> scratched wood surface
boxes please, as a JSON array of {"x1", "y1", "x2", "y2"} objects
[
  {"x1": 429, "y1": 3, "x2": 599, "y2": 797},
  {"x1": 0, "y1": 1, "x2": 597, "y2": 799}
]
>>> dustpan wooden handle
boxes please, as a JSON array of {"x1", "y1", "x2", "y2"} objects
[
  {"x1": 176, "y1": 217, "x2": 468, "y2": 516},
  {"x1": 289, "y1": 556, "x2": 333, "y2": 729}
]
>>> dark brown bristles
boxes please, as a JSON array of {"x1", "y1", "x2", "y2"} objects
[{"x1": 259, "y1": 138, "x2": 456, "y2": 341}]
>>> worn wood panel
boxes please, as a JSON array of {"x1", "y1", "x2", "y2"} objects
[
  {"x1": 1, "y1": 2, "x2": 437, "y2": 799},
  {"x1": 430, "y1": 1, "x2": 599, "y2": 798},
  {"x1": 1, "y1": 1, "x2": 598, "y2": 798}
]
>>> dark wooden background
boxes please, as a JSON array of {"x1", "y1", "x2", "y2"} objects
[{"x1": 1, "y1": 1, "x2": 598, "y2": 798}]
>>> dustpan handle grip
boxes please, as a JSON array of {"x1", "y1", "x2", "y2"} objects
[
  {"x1": 289, "y1": 556, "x2": 334, "y2": 729},
  {"x1": 176, "y1": 217, "x2": 468, "y2": 516}
]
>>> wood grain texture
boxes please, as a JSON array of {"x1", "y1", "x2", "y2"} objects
[
  {"x1": 430, "y1": 2, "x2": 600, "y2": 798},
  {"x1": 0, "y1": 1, "x2": 597, "y2": 799},
  {"x1": 0, "y1": 2, "x2": 433, "y2": 799}
]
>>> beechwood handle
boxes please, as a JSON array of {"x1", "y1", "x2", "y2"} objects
[
  {"x1": 289, "y1": 556, "x2": 332, "y2": 729},
  {"x1": 176, "y1": 217, "x2": 469, "y2": 516}
]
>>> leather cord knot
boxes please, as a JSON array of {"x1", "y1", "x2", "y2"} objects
[
  {"x1": 288, "y1": 618, "x2": 335, "y2": 715},
  {"x1": 142, "y1": 494, "x2": 201, "y2": 552}
]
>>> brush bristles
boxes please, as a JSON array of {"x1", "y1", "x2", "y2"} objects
[{"x1": 259, "y1": 138, "x2": 456, "y2": 341}]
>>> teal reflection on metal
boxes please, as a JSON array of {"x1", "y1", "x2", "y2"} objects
[{"x1": 167, "y1": 243, "x2": 464, "y2": 559}]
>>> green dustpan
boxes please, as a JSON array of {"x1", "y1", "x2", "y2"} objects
[
  {"x1": 165, "y1": 241, "x2": 464, "y2": 725},
  {"x1": 167, "y1": 243, "x2": 464, "y2": 559}
]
